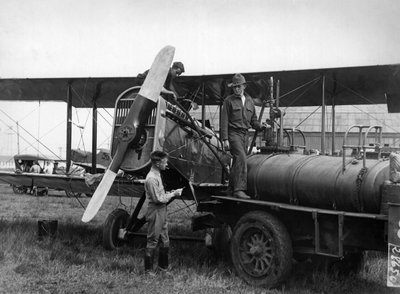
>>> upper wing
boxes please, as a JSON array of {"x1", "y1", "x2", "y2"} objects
[{"x1": 1, "y1": 64, "x2": 399, "y2": 110}]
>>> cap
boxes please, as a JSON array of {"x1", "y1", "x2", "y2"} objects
[
  {"x1": 172, "y1": 61, "x2": 185, "y2": 73},
  {"x1": 228, "y1": 73, "x2": 246, "y2": 87}
]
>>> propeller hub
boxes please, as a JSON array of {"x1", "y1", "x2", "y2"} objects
[{"x1": 118, "y1": 124, "x2": 136, "y2": 142}]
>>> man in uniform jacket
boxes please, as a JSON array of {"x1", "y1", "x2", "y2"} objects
[{"x1": 221, "y1": 73, "x2": 265, "y2": 199}]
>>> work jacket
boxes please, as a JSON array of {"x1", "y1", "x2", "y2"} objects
[
  {"x1": 144, "y1": 167, "x2": 174, "y2": 206},
  {"x1": 220, "y1": 93, "x2": 261, "y2": 141}
]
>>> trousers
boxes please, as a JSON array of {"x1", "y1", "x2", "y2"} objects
[
  {"x1": 228, "y1": 129, "x2": 248, "y2": 192},
  {"x1": 146, "y1": 203, "x2": 169, "y2": 249}
]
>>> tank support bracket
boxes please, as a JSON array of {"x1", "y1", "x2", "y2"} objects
[{"x1": 313, "y1": 211, "x2": 344, "y2": 258}]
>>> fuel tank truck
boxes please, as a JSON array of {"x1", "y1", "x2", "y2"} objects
[
  {"x1": 196, "y1": 127, "x2": 400, "y2": 289},
  {"x1": 246, "y1": 153, "x2": 388, "y2": 213}
]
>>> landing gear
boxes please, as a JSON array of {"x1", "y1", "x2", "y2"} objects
[
  {"x1": 12, "y1": 185, "x2": 27, "y2": 194},
  {"x1": 230, "y1": 211, "x2": 293, "y2": 288},
  {"x1": 102, "y1": 208, "x2": 130, "y2": 250},
  {"x1": 102, "y1": 192, "x2": 147, "y2": 250}
]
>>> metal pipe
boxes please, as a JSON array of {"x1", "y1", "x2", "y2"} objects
[
  {"x1": 332, "y1": 98, "x2": 336, "y2": 155},
  {"x1": 16, "y1": 121, "x2": 20, "y2": 155},
  {"x1": 127, "y1": 231, "x2": 204, "y2": 243},
  {"x1": 276, "y1": 79, "x2": 280, "y2": 108},
  {"x1": 66, "y1": 84, "x2": 72, "y2": 173},
  {"x1": 202, "y1": 83, "x2": 205, "y2": 128},
  {"x1": 277, "y1": 79, "x2": 284, "y2": 146},
  {"x1": 92, "y1": 101, "x2": 97, "y2": 174},
  {"x1": 321, "y1": 76, "x2": 326, "y2": 155}
]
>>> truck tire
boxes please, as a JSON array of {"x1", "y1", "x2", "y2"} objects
[
  {"x1": 103, "y1": 208, "x2": 129, "y2": 250},
  {"x1": 230, "y1": 211, "x2": 292, "y2": 288}
]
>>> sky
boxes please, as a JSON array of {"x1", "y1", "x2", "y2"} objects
[{"x1": 0, "y1": 0, "x2": 400, "y2": 157}]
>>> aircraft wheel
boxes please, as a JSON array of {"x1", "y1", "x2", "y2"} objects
[
  {"x1": 103, "y1": 208, "x2": 129, "y2": 250},
  {"x1": 230, "y1": 211, "x2": 292, "y2": 288},
  {"x1": 65, "y1": 190, "x2": 82, "y2": 198},
  {"x1": 12, "y1": 185, "x2": 27, "y2": 194}
]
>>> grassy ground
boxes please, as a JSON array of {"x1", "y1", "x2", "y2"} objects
[{"x1": 0, "y1": 183, "x2": 397, "y2": 294}]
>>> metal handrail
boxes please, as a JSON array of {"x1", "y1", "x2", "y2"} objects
[
  {"x1": 283, "y1": 127, "x2": 307, "y2": 149},
  {"x1": 362, "y1": 126, "x2": 382, "y2": 167},
  {"x1": 342, "y1": 125, "x2": 382, "y2": 171}
]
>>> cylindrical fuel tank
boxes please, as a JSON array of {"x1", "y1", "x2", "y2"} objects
[{"x1": 247, "y1": 154, "x2": 389, "y2": 213}]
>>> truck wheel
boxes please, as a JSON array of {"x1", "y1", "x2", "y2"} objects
[
  {"x1": 103, "y1": 208, "x2": 129, "y2": 250},
  {"x1": 230, "y1": 211, "x2": 292, "y2": 288},
  {"x1": 12, "y1": 185, "x2": 27, "y2": 194}
]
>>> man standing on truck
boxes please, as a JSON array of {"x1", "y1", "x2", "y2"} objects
[
  {"x1": 144, "y1": 150, "x2": 183, "y2": 275},
  {"x1": 221, "y1": 73, "x2": 265, "y2": 199}
]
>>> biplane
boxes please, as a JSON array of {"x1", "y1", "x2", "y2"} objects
[{"x1": 1, "y1": 46, "x2": 400, "y2": 288}]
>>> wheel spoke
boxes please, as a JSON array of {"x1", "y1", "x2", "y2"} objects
[
  {"x1": 242, "y1": 254, "x2": 255, "y2": 264},
  {"x1": 262, "y1": 238, "x2": 271, "y2": 248},
  {"x1": 254, "y1": 259, "x2": 261, "y2": 272},
  {"x1": 259, "y1": 258, "x2": 266, "y2": 272},
  {"x1": 263, "y1": 252, "x2": 273, "y2": 260}
]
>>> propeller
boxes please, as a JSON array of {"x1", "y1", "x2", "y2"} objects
[{"x1": 82, "y1": 45, "x2": 175, "y2": 222}]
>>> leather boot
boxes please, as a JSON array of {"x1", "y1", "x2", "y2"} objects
[
  {"x1": 158, "y1": 247, "x2": 169, "y2": 271},
  {"x1": 233, "y1": 190, "x2": 251, "y2": 199},
  {"x1": 144, "y1": 248, "x2": 155, "y2": 275}
]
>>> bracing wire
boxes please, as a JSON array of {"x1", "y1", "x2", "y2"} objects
[
  {"x1": 295, "y1": 106, "x2": 321, "y2": 129},
  {"x1": 279, "y1": 76, "x2": 322, "y2": 102},
  {"x1": 0, "y1": 109, "x2": 62, "y2": 160},
  {"x1": 284, "y1": 77, "x2": 322, "y2": 110}
]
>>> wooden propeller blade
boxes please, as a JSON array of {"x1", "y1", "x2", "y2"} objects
[
  {"x1": 81, "y1": 169, "x2": 117, "y2": 222},
  {"x1": 82, "y1": 45, "x2": 175, "y2": 223}
]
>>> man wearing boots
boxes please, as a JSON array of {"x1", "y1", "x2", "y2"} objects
[
  {"x1": 144, "y1": 150, "x2": 183, "y2": 275},
  {"x1": 221, "y1": 73, "x2": 266, "y2": 199}
]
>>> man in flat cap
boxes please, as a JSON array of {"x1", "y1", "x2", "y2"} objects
[
  {"x1": 221, "y1": 73, "x2": 265, "y2": 199},
  {"x1": 137, "y1": 61, "x2": 185, "y2": 99}
]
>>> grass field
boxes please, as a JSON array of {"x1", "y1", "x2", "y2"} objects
[{"x1": 0, "y1": 183, "x2": 397, "y2": 294}]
